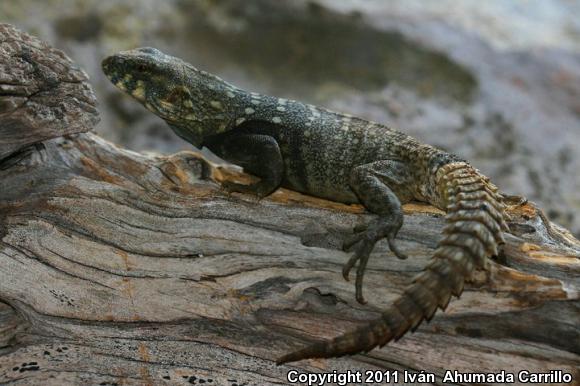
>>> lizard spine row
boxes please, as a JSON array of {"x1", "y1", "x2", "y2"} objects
[{"x1": 277, "y1": 161, "x2": 509, "y2": 364}]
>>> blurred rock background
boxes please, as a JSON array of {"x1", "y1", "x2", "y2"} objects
[{"x1": 2, "y1": 0, "x2": 579, "y2": 236}]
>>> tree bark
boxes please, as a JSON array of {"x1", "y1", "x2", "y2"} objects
[{"x1": 0, "y1": 24, "x2": 578, "y2": 386}]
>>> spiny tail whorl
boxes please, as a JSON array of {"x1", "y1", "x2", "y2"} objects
[{"x1": 276, "y1": 162, "x2": 509, "y2": 365}]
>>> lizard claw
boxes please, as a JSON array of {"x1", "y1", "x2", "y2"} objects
[
  {"x1": 500, "y1": 193, "x2": 528, "y2": 211},
  {"x1": 221, "y1": 181, "x2": 271, "y2": 200},
  {"x1": 342, "y1": 235, "x2": 376, "y2": 304},
  {"x1": 220, "y1": 181, "x2": 236, "y2": 199},
  {"x1": 342, "y1": 220, "x2": 406, "y2": 304},
  {"x1": 342, "y1": 231, "x2": 365, "y2": 252},
  {"x1": 387, "y1": 236, "x2": 408, "y2": 260}
]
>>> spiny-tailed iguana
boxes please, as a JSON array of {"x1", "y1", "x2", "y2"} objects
[{"x1": 102, "y1": 47, "x2": 517, "y2": 364}]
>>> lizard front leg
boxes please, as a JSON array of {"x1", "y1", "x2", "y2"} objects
[
  {"x1": 204, "y1": 132, "x2": 284, "y2": 198},
  {"x1": 345, "y1": 160, "x2": 414, "y2": 304}
]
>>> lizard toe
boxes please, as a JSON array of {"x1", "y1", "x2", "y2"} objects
[{"x1": 387, "y1": 235, "x2": 408, "y2": 260}]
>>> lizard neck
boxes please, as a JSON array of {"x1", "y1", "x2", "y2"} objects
[{"x1": 225, "y1": 90, "x2": 325, "y2": 129}]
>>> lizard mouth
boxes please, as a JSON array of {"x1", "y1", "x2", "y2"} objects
[
  {"x1": 102, "y1": 55, "x2": 133, "y2": 94},
  {"x1": 102, "y1": 55, "x2": 151, "y2": 105}
]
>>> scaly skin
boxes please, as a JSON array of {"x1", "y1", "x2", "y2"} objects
[{"x1": 102, "y1": 48, "x2": 511, "y2": 364}]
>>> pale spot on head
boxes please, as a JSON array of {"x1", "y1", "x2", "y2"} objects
[
  {"x1": 210, "y1": 100, "x2": 223, "y2": 110},
  {"x1": 245, "y1": 107, "x2": 255, "y2": 114},
  {"x1": 132, "y1": 88, "x2": 145, "y2": 100},
  {"x1": 208, "y1": 84, "x2": 216, "y2": 90},
  {"x1": 341, "y1": 125, "x2": 349, "y2": 131},
  {"x1": 226, "y1": 91, "x2": 235, "y2": 98},
  {"x1": 276, "y1": 106, "x2": 286, "y2": 112},
  {"x1": 305, "y1": 122, "x2": 312, "y2": 127},
  {"x1": 131, "y1": 80, "x2": 146, "y2": 100},
  {"x1": 278, "y1": 98, "x2": 287, "y2": 105},
  {"x1": 123, "y1": 74, "x2": 132, "y2": 82},
  {"x1": 272, "y1": 117, "x2": 282, "y2": 123},
  {"x1": 236, "y1": 117, "x2": 246, "y2": 125},
  {"x1": 304, "y1": 130, "x2": 311, "y2": 137},
  {"x1": 185, "y1": 113, "x2": 197, "y2": 121},
  {"x1": 308, "y1": 116, "x2": 315, "y2": 121},
  {"x1": 251, "y1": 99, "x2": 261, "y2": 105},
  {"x1": 184, "y1": 99, "x2": 194, "y2": 108},
  {"x1": 352, "y1": 138, "x2": 359, "y2": 144}
]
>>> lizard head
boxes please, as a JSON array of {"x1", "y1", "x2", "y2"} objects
[{"x1": 102, "y1": 47, "x2": 241, "y2": 147}]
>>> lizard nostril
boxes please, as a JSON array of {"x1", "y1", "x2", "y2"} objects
[
  {"x1": 101, "y1": 55, "x2": 124, "y2": 73},
  {"x1": 101, "y1": 56, "x2": 113, "y2": 70}
]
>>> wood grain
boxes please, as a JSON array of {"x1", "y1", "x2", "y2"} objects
[
  {"x1": 0, "y1": 23, "x2": 578, "y2": 386},
  {"x1": 0, "y1": 23, "x2": 98, "y2": 161}
]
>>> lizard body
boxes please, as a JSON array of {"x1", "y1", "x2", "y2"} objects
[{"x1": 102, "y1": 48, "x2": 510, "y2": 364}]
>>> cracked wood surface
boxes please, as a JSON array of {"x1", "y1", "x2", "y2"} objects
[
  {"x1": 0, "y1": 23, "x2": 579, "y2": 386},
  {"x1": 0, "y1": 132, "x2": 578, "y2": 385},
  {"x1": 0, "y1": 23, "x2": 98, "y2": 160}
]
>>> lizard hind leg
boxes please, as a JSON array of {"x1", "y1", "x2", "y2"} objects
[{"x1": 344, "y1": 160, "x2": 414, "y2": 304}]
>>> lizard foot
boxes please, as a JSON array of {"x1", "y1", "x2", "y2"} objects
[
  {"x1": 500, "y1": 193, "x2": 528, "y2": 208},
  {"x1": 341, "y1": 218, "x2": 408, "y2": 304},
  {"x1": 221, "y1": 180, "x2": 271, "y2": 199},
  {"x1": 498, "y1": 193, "x2": 528, "y2": 229}
]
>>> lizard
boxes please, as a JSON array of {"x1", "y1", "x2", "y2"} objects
[{"x1": 102, "y1": 47, "x2": 516, "y2": 365}]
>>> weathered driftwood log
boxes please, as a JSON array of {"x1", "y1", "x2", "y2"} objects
[
  {"x1": 0, "y1": 24, "x2": 98, "y2": 161},
  {"x1": 1, "y1": 24, "x2": 579, "y2": 386}
]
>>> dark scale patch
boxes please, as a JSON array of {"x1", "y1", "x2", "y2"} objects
[{"x1": 281, "y1": 121, "x2": 309, "y2": 192}]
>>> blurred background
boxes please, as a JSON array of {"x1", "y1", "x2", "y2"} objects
[{"x1": 2, "y1": 0, "x2": 580, "y2": 236}]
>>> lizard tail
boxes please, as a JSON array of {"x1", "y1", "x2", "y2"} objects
[{"x1": 276, "y1": 161, "x2": 509, "y2": 365}]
